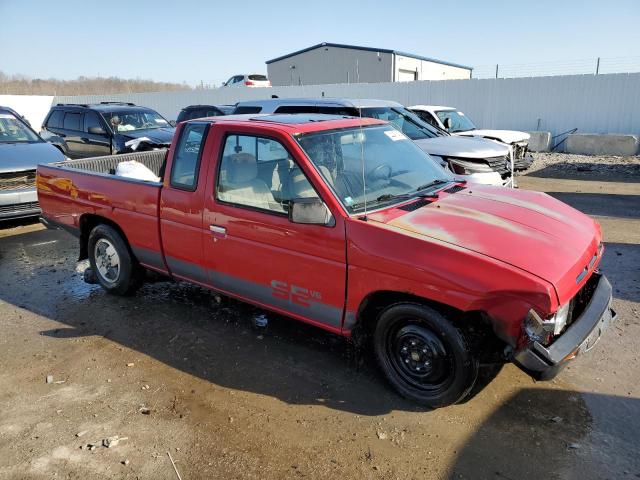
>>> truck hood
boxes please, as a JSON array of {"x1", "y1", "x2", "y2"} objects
[
  {"x1": 455, "y1": 129, "x2": 530, "y2": 144},
  {"x1": 117, "y1": 127, "x2": 175, "y2": 145},
  {"x1": 413, "y1": 136, "x2": 510, "y2": 159},
  {"x1": 369, "y1": 185, "x2": 601, "y2": 298},
  {"x1": 0, "y1": 141, "x2": 65, "y2": 173}
]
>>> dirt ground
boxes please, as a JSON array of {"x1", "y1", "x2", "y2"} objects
[{"x1": 0, "y1": 153, "x2": 638, "y2": 480}]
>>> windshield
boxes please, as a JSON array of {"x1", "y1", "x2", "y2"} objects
[
  {"x1": 361, "y1": 107, "x2": 445, "y2": 140},
  {"x1": 436, "y1": 110, "x2": 477, "y2": 133},
  {"x1": 0, "y1": 112, "x2": 40, "y2": 143},
  {"x1": 101, "y1": 110, "x2": 170, "y2": 132},
  {"x1": 296, "y1": 124, "x2": 451, "y2": 214}
]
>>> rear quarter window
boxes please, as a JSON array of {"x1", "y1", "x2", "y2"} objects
[
  {"x1": 46, "y1": 110, "x2": 64, "y2": 129},
  {"x1": 170, "y1": 123, "x2": 209, "y2": 191},
  {"x1": 233, "y1": 106, "x2": 263, "y2": 114}
]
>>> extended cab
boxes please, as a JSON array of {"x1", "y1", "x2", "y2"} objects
[{"x1": 37, "y1": 114, "x2": 615, "y2": 408}]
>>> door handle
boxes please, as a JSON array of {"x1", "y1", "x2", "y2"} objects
[{"x1": 209, "y1": 225, "x2": 226, "y2": 235}]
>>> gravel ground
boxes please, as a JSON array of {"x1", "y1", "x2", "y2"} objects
[{"x1": 524, "y1": 152, "x2": 640, "y2": 179}]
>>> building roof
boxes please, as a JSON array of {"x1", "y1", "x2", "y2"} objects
[{"x1": 265, "y1": 42, "x2": 472, "y2": 71}]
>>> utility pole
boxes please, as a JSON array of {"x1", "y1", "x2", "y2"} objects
[
  {"x1": 595, "y1": 57, "x2": 601, "y2": 75},
  {"x1": 495, "y1": 64, "x2": 499, "y2": 79}
]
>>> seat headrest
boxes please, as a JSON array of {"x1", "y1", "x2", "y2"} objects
[{"x1": 227, "y1": 153, "x2": 257, "y2": 183}]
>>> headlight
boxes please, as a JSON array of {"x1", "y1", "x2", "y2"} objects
[
  {"x1": 524, "y1": 303, "x2": 571, "y2": 344},
  {"x1": 448, "y1": 158, "x2": 494, "y2": 174}
]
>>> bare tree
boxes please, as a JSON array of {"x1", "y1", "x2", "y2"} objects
[{"x1": 0, "y1": 72, "x2": 194, "y2": 95}]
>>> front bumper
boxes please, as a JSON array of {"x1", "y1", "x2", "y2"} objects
[
  {"x1": 514, "y1": 273, "x2": 616, "y2": 380},
  {"x1": 0, "y1": 188, "x2": 40, "y2": 220},
  {"x1": 454, "y1": 171, "x2": 515, "y2": 188}
]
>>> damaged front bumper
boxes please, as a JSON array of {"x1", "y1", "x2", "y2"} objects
[{"x1": 514, "y1": 272, "x2": 616, "y2": 380}]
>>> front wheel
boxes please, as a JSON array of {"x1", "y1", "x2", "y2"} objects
[
  {"x1": 373, "y1": 303, "x2": 478, "y2": 408},
  {"x1": 88, "y1": 224, "x2": 141, "y2": 295}
]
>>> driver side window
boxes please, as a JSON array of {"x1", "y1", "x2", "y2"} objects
[{"x1": 216, "y1": 134, "x2": 319, "y2": 215}]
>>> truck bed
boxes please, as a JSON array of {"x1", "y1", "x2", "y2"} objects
[{"x1": 37, "y1": 150, "x2": 168, "y2": 273}]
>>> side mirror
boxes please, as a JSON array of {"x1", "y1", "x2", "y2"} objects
[
  {"x1": 443, "y1": 117, "x2": 452, "y2": 130},
  {"x1": 169, "y1": 120, "x2": 177, "y2": 127},
  {"x1": 222, "y1": 82, "x2": 227, "y2": 87},
  {"x1": 88, "y1": 126, "x2": 107, "y2": 135},
  {"x1": 289, "y1": 198, "x2": 334, "y2": 226}
]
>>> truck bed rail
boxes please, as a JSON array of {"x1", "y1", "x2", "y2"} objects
[{"x1": 54, "y1": 150, "x2": 166, "y2": 177}]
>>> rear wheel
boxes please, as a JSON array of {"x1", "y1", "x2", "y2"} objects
[
  {"x1": 88, "y1": 224, "x2": 141, "y2": 295},
  {"x1": 373, "y1": 303, "x2": 478, "y2": 408}
]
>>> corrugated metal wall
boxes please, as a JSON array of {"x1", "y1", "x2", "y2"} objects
[{"x1": 54, "y1": 73, "x2": 640, "y2": 137}]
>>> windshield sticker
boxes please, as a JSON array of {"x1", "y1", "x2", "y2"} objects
[
  {"x1": 0, "y1": 114, "x2": 14, "y2": 119},
  {"x1": 458, "y1": 112, "x2": 465, "y2": 116},
  {"x1": 384, "y1": 130, "x2": 406, "y2": 141},
  {"x1": 344, "y1": 196, "x2": 354, "y2": 206},
  {"x1": 154, "y1": 118, "x2": 168, "y2": 124}
]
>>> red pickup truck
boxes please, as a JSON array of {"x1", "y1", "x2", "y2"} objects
[{"x1": 37, "y1": 114, "x2": 616, "y2": 408}]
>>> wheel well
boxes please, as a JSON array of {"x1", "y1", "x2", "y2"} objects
[
  {"x1": 78, "y1": 214, "x2": 133, "y2": 261},
  {"x1": 354, "y1": 291, "x2": 504, "y2": 361}
]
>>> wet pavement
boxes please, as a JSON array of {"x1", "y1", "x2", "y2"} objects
[{"x1": 0, "y1": 161, "x2": 639, "y2": 479}]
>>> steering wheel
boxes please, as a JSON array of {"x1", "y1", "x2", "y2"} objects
[{"x1": 367, "y1": 164, "x2": 392, "y2": 182}]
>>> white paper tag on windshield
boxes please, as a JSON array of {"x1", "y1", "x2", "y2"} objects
[
  {"x1": 0, "y1": 114, "x2": 14, "y2": 119},
  {"x1": 384, "y1": 130, "x2": 406, "y2": 141}
]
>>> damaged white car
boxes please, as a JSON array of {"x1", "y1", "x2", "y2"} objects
[{"x1": 409, "y1": 105, "x2": 533, "y2": 171}]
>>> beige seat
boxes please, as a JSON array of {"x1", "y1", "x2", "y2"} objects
[
  {"x1": 219, "y1": 153, "x2": 283, "y2": 212},
  {"x1": 288, "y1": 166, "x2": 332, "y2": 199}
]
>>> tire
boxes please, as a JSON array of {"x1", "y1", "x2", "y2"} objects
[
  {"x1": 373, "y1": 303, "x2": 478, "y2": 408},
  {"x1": 88, "y1": 224, "x2": 142, "y2": 295}
]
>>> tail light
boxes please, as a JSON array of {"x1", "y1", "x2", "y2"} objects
[{"x1": 245, "y1": 80, "x2": 254, "y2": 86}]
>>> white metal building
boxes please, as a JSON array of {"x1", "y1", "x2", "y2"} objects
[{"x1": 266, "y1": 42, "x2": 472, "y2": 86}]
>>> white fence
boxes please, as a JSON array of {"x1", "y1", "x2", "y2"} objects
[{"x1": 51, "y1": 72, "x2": 640, "y2": 138}]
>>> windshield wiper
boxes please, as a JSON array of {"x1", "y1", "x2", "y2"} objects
[
  {"x1": 375, "y1": 192, "x2": 411, "y2": 202},
  {"x1": 414, "y1": 179, "x2": 450, "y2": 193}
]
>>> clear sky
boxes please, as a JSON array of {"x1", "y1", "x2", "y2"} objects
[{"x1": 1, "y1": 0, "x2": 639, "y2": 86}]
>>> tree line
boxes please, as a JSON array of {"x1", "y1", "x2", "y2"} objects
[{"x1": 0, "y1": 72, "x2": 197, "y2": 95}]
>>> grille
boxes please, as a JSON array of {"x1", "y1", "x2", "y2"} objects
[
  {"x1": 444, "y1": 185, "x2": 466, "y2": 194},
  {"x1": 485, "y1": 155, "x2": 512, "y2": 177},
  {"x1": 398, "y1": 198, "x2": 432, "y2": 212},
  {"x1": 0, "y1": 201, "x2": 40, "y2": 214},
  {"x1": 0, "y1": 170, "x2": 36, "y2": 191}
]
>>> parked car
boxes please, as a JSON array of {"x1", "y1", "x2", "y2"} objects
[
  {"x1": 38, "y1": 113, "x2": 614, "y2": 408},
  {"x1": 0, "y1": 106, "x2": 65, "y2": 220},
  {"x1": 40, "y1": 102, "x2": 176, "y2": 158},
  {"x1": 176, "y1": 104, "x2": 234, "y2": 123},
  {"x1": 233, "y1": 98, "x2": 515, "y2": 187},
  {"x1": 409, "y1": 105, "x2": 534, "y2": 170},
  {"x1": 222, "y1": 74, "x2": 271, "y2": 88}
]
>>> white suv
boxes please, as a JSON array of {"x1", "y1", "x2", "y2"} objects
[{"x1": 222, "y1": 74, "x2": 271, "y2": 88}]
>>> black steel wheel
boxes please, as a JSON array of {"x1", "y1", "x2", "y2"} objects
[{"x1": 374, "y1": 303, "x2": 478, "y2": 408}]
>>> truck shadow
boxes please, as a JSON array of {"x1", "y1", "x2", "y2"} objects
[{"x1": 446, "y1": 388, "x2": 640, "y2": 479}]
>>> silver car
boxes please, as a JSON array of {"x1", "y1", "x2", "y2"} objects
[
  {"x1": 232, "y1": 98, "x2": 513, "y2": 187},
  {"x1": 0, "y1": 106, "x2": 65, "y2": 220}
]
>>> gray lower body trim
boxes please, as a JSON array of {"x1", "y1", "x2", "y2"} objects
[
  {"x1": 209, "y1": 270, "x2": 344, "y2": 329},
  {"x1": 165, "y1": 255, "x2": 208, "y2": 284},
  {"x1": 132, "y1": 246, "x2": 166, "y2": 271}
]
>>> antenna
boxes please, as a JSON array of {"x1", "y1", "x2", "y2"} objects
[{"x1": 358, "y1": 105, "x2": 367, "y2": 221}]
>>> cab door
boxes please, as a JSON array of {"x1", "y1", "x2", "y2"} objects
[
  {"x1": 159, "y1": 122, "x2": 212, "y2": 284},
  {"x1": 202, "y1": 126, "x2": 348, "y2": 333}
]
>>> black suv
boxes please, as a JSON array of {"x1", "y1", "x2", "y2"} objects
[
  {"x1": 176, "y1": 104, "x2": 234, "y2": 123},
  {"x1": 40, "y1": 102, "x2": 176, "y2": 158}
]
